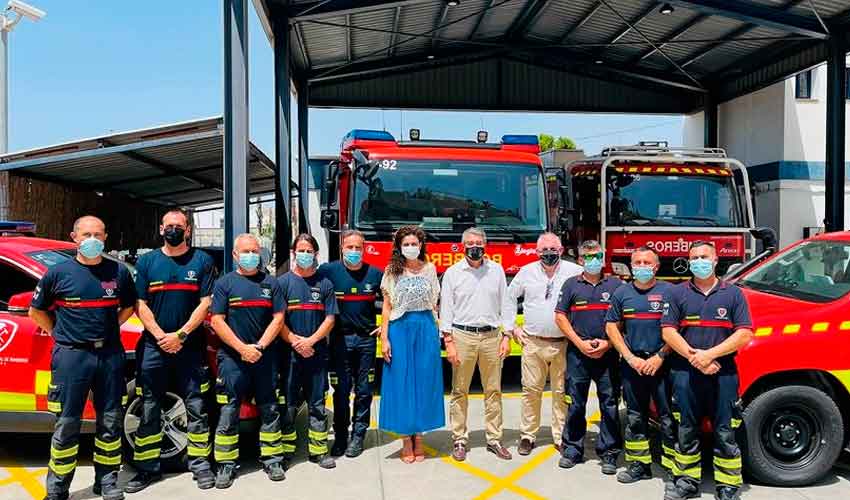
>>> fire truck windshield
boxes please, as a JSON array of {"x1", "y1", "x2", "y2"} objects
[
  {"x1": 352, "y1": 160, "x2": 547, "y2": 233},
  {"x1": 604, "y1": 172, "x2": 744, "y2": 228}
]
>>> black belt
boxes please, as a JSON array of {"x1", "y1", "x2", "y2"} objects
[
  {"x1": 56, "y1": 339, "x2": 108, "y2": 350},
  {"x1": 632, "y1": 351, "x2": 654, "y2": 359},
  {"x1": 453, "y1": 324, "x2": 499, "y2": 333}
]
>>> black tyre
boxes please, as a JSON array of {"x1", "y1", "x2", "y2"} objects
[
  {"x1": 123, "y1": 380, "x2": 189, "y2": 472},
  {"x1": 742, "y1": 384, "x2": 843, "y2": 486}
]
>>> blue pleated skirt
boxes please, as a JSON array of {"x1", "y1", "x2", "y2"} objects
[{"x1": 379, "y1": 310, "x2": 445, "y2": 435}]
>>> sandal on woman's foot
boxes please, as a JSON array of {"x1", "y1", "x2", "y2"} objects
[
  {"x1": 413, "y1": 435, "x2": 425, "y2": 462},
  {"x1": 401, "y1": 436, "x2": 415, "y2": 464}
]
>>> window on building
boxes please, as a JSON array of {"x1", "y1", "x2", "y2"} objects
[{"x1": 796, "y1": 70, "x2": 812, "y2": 99}]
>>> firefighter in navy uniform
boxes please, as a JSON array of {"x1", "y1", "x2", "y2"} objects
[
  {"x1": 661, "y1": 241, "x2": 753, "y2": 500},
  {"x1": 605, "y1": 246, "x2": 677, "y2": 484},
  {"x1": 209, "y1": 233, "x2": 286, "y2": 489},
  {"x1": 29, "y1": 216, "x2": 136, "y2": 500},
  {"x1": 555, "y1": 240, "x2": 623, "y2": 474},
  {"x1": 125, "y1": 209, "x2": 217, "y2": 493},
  {"x1": 317, "y1": 229, "x2": 383, "y2": 458},
  {"x1": 279, "y1": 234, "x2": 338, "y2": 469}
]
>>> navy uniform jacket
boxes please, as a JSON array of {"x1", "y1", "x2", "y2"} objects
[
  {"x1": 278, "y1": 271, "x2": 339, "y2": 339},
  {"x1": 134, "y1": 248, "x2": 216, "y2": 350},
  {"x1": 661, "y1": 280, "x2": 752, "y2": 372},
  {"x1": 556, "y1": 274, "x2": 624, "y2": 340},
  {"x1": 317, "y1": 261, "x2": 382, "y2": 336},
  {"x1": 32, "y1": 258, "x2": 136, "y2": 348},
  {"x1": 211, "y1": 271, "x2": 284, "y2": 357},
  {"x1": 606, "y1": 280, "x2": 674, "y2": 354}
]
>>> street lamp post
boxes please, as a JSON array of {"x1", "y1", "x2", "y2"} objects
[{"x1": 1, "y1": 1, "x2": 46, "y2": 154}]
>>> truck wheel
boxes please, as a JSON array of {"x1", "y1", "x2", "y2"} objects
[
  {"x1": 123, "y1": 380, "x2": 189, "y2": 472},
  {"x1": 742, "y1": 385, "x2": 843, "y2": 486}
]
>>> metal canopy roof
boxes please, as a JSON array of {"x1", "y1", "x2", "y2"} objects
[
  {"x1": 0, "y1": 118, "x2": 279, "y2": 208},
  {"x1": 261, "y1": 0, "x2": 850, "y2": 113}
]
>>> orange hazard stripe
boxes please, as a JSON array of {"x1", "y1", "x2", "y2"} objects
[
  {"x1": 148, "y1": 283, "x2": 200, "y2": 293},
  {"x1": 287, "y1": 304, "x2": 325, "y2": 311},
  {"x1": 570, "y1": 304, "x2": 610, "y2": 312},
  {"x1": 55, "y1": 298, "x2": 120, "y2": 308}
]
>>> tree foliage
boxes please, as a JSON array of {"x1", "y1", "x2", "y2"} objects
[{"x1": 538, "y1": 133, "x2": 577, "y2": 151}]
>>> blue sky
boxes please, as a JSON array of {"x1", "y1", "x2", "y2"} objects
[{"x1": 8, "y1": 1, "x2": 683, "y2": 158}]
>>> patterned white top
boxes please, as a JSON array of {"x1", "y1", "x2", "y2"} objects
[{"x1": 381, "y1": 262, "x2": 440, "y2": 322}]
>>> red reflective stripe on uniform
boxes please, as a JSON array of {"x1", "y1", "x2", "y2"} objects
[
  {"x1": 55, "y1": 298, "x2": 120, "y2": 308},
  {"x1": 230, "y1": 300, "x2": 273, "y2": 308},
  {"x1": 679, "y1": 320, "x2": 733, "y2": 328},
  {"x1": 287, "y1": 304, "x2": 325, "y2": 311},
  {"x1": 337, "y1": 294, "x2": 376, "y2": 302},
  {"x1": 570, "y1": 304, "x2": 610, "y2": 311},
  {"x1": 624, "y1": 312, "x2": 663, "y2": 319},
  {"x1": 148, "y1": 283, "x2": 200, "y2": 293}
]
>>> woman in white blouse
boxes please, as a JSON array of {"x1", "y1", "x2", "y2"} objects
[{"x1": 378, "y1": 226, "x2": 444, "y2": 464}]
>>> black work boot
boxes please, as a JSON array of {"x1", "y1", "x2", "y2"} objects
[
  {"x1": 330, "y1": 438, "x2": 347, "y2": 457},
  {"x1": 215, "y1": 463, "x2": 237, "y2": 489},
  {"x1": 264, "y1": 462, "x2": 286, "y2": 482},
  {"x1": 309, "y1": 454, "x2": 337, "y2": 469},
  {"x1": 43, "y1": 493, "x2": 69, "y2": 500},
  {"x1": 558, "y1": 455, "x2": 581, "y2": 469},
  {"x1": 123, "y1": 471, "x2": 162, "y2": 494},
  {"x1": 97, "y1": 472, "x2": 125, "y2": 500},
  {"x1": 617, "y1": 462, "x2": 652, "y2": 483},
  {"x1": 664, "y1": 482, "x2": 700, "y2": 500},
  {"x1": 345, "y1": 436, "x2": 365, "y2": 458},
  {"x1": 193, "y1": 468, "x2": 215, "y2": 490},
  {"x1": 600, "y1": 454, "x2": 618, "y2": 475},
  {"x1": 715, "y1": 486, "x2": 739, "y2": 500}
]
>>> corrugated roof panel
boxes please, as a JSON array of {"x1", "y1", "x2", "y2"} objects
[
  {"x1": 351, "y1": 9, "x2": 396, "y2": 60},
  {"x1": 753, "y1": 0, "x2": 847, "y2": 20},
  {"x1": 528, "y1": 0, "x2": 598, "y2": 42},
  {"x1": 474, "y1": 0, "x2": 528, "y2": 39},
  {"x1": 439, "y1": 0, "x2": 490, "y2": 41},
  {"x1": 395, "y1": 2, "x2": 443, "y2": 56},
  {"x1": 300, "y1": 15, "x2": 348, "y2": 67},
  {"x1": 567, "y1": 0, "x2": 655, "y2": 45}
]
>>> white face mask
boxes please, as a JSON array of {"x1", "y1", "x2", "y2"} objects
[{"x1": 401, "y1": 245, "x2": 420, "y2": 260}]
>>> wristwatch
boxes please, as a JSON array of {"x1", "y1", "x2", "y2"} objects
[
  {"x1": 254, "y1": 343, "x2": 265, "y2": 352},
  {"x1": 176, "y1": 329, "x2": 188, "y2": 343},
  {"x1": 656, "y1": 349, "x2": 669, "y2": 360}
]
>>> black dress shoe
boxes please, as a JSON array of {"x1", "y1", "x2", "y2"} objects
[
  {"x1": 330, "y1": 438, "x2": 347, "y2": 457},
  {"x1": 193, "y1": 469, "x2": 215, "y2": 490},
  {"x1": 517, "y1": 438, "x2": 534, "y2": 456},
  {"x1": 558, "y1": 455, "x2": 580, "y2": 469},
  {"x1": 345, "y1": 436, "x2": 365, "y2": 458},
  {"x1": 123, "y1": 471, "x2": 162, "y2": 494},
  {"x1": 486, "y1": 442, "x2": 513, "y2": 460}
]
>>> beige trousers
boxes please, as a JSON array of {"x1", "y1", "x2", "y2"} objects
[
  {"x1": 520, "y1": 335, "x2": 567, "y2": 445},
  {"x1": 449, "y1": 329, "x2": 503, "y2": 445}
]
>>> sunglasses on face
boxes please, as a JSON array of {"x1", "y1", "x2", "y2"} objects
[{"x1": 582, "y1": 252, "x2": 604, "y2": 260}]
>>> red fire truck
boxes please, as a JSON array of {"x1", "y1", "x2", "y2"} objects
[
  {"x1": 554, "y1": 142, "x2": 756, "y2": 280},
  {"x1": 319, "y1": 129, "x2": 549, "y2": 275}
]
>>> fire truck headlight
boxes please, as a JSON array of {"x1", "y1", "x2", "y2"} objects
[{"x1": 611, "y1": 262, "x2": 631, "y2": 277}]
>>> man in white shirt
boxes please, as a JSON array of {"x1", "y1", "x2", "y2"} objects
[
  {"x1": 441, "y1": 227, "x2": 511, "y2": 462},
  {"x1": 504, "y1": 233, "x2": 582, "y2": 456}
]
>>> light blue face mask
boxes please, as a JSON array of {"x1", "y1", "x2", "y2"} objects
[
  {"x1": 78, "y1": 237, "x2": 104, "y2": 259},
  {"x1": 689, "y1": 258, "x2": 715, "y2": 279},
  {"x1": 632, "y1": 265, "x2": 655, "y2": 284},
  {"x1": 238, "y1": 252, "x2": 260, "y2": 271},
  {"x1": 295, "y1": 251, "x2": 315, "y2": 269},
  {"x1": 583, "y1": 258, "x2": 603, "y2": 275},
  {"x1": 343, "y1": 250, "x2": 363, "y2": 267}
]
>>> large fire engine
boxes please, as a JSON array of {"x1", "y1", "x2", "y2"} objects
[
  {"x1": 553, "y1": 143, "x2": 756, "y2": 280},
  {"x1": 319, "y1": 129, "x2": 549, "y2": 275}
]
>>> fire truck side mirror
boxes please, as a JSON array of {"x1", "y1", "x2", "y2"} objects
[{"x1": 321, "y1": 209, "x2": 339, "y2": 230}]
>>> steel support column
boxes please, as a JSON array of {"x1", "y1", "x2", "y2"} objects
[
  {"x1": 223, "y1": 0, "x2": 250, "y2": 272},
  {"x1": 704, "y1": 93, "x2": 718, "y2": 148},
  {"x1": 274, "y1": 14, "x2": 293, "y2": 273},
  {"x1": 825, "y1": 33, "x2": 846, "y2": 232},
  {"x1": 297, "y1": 78, "x2": 310, "y2": 235}
]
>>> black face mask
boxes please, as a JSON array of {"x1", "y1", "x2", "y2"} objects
[
  {"x1": 465, "y1": 246, "x2": 485, "y2": 261},
  {"x1": 540, "y1": 251, "x2": 560, "y2": 267},
  {"x1": 163, "y1": 227, "x2": 186, "y2": 247}
]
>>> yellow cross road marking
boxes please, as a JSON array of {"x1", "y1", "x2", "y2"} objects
[{"x1": 0, "y1": 462, "x2": 47, "y2": 500}]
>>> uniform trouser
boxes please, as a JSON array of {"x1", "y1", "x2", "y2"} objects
[
  {"x1": 519, "y1": 335, "x2": 567, "y2": 445},
  {"x1": 133, "y1": 339, "x2": 211, "y2": 474},
  {"x1": 280, "y1": 343, "x2": 330, "y2": 458},
  {"x1": 621, "y1": 359, "x2": 676, "y2": 470},
  {"x1": 214, "y1": 351, "x2": 283, "y2": 467},
  {"x1": 449, "y1": 329, "x2": 503, "y2": 445},
  {"x1": 670, "y1": 366, "x2": 743, "y2": 493},
  {"x1": 329, "y1": 333, "x2": 376, "y2": 443},
  {"x1": 45, "y1": 344, "x2": 125, "y2": 496},
  {"x1": 561, "y1": 347, "x2": 622, "y2": 461}
]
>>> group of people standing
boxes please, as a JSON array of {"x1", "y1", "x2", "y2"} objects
[{"x1": 31, "y1": 211, "x2": 753, "y2": 500}]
